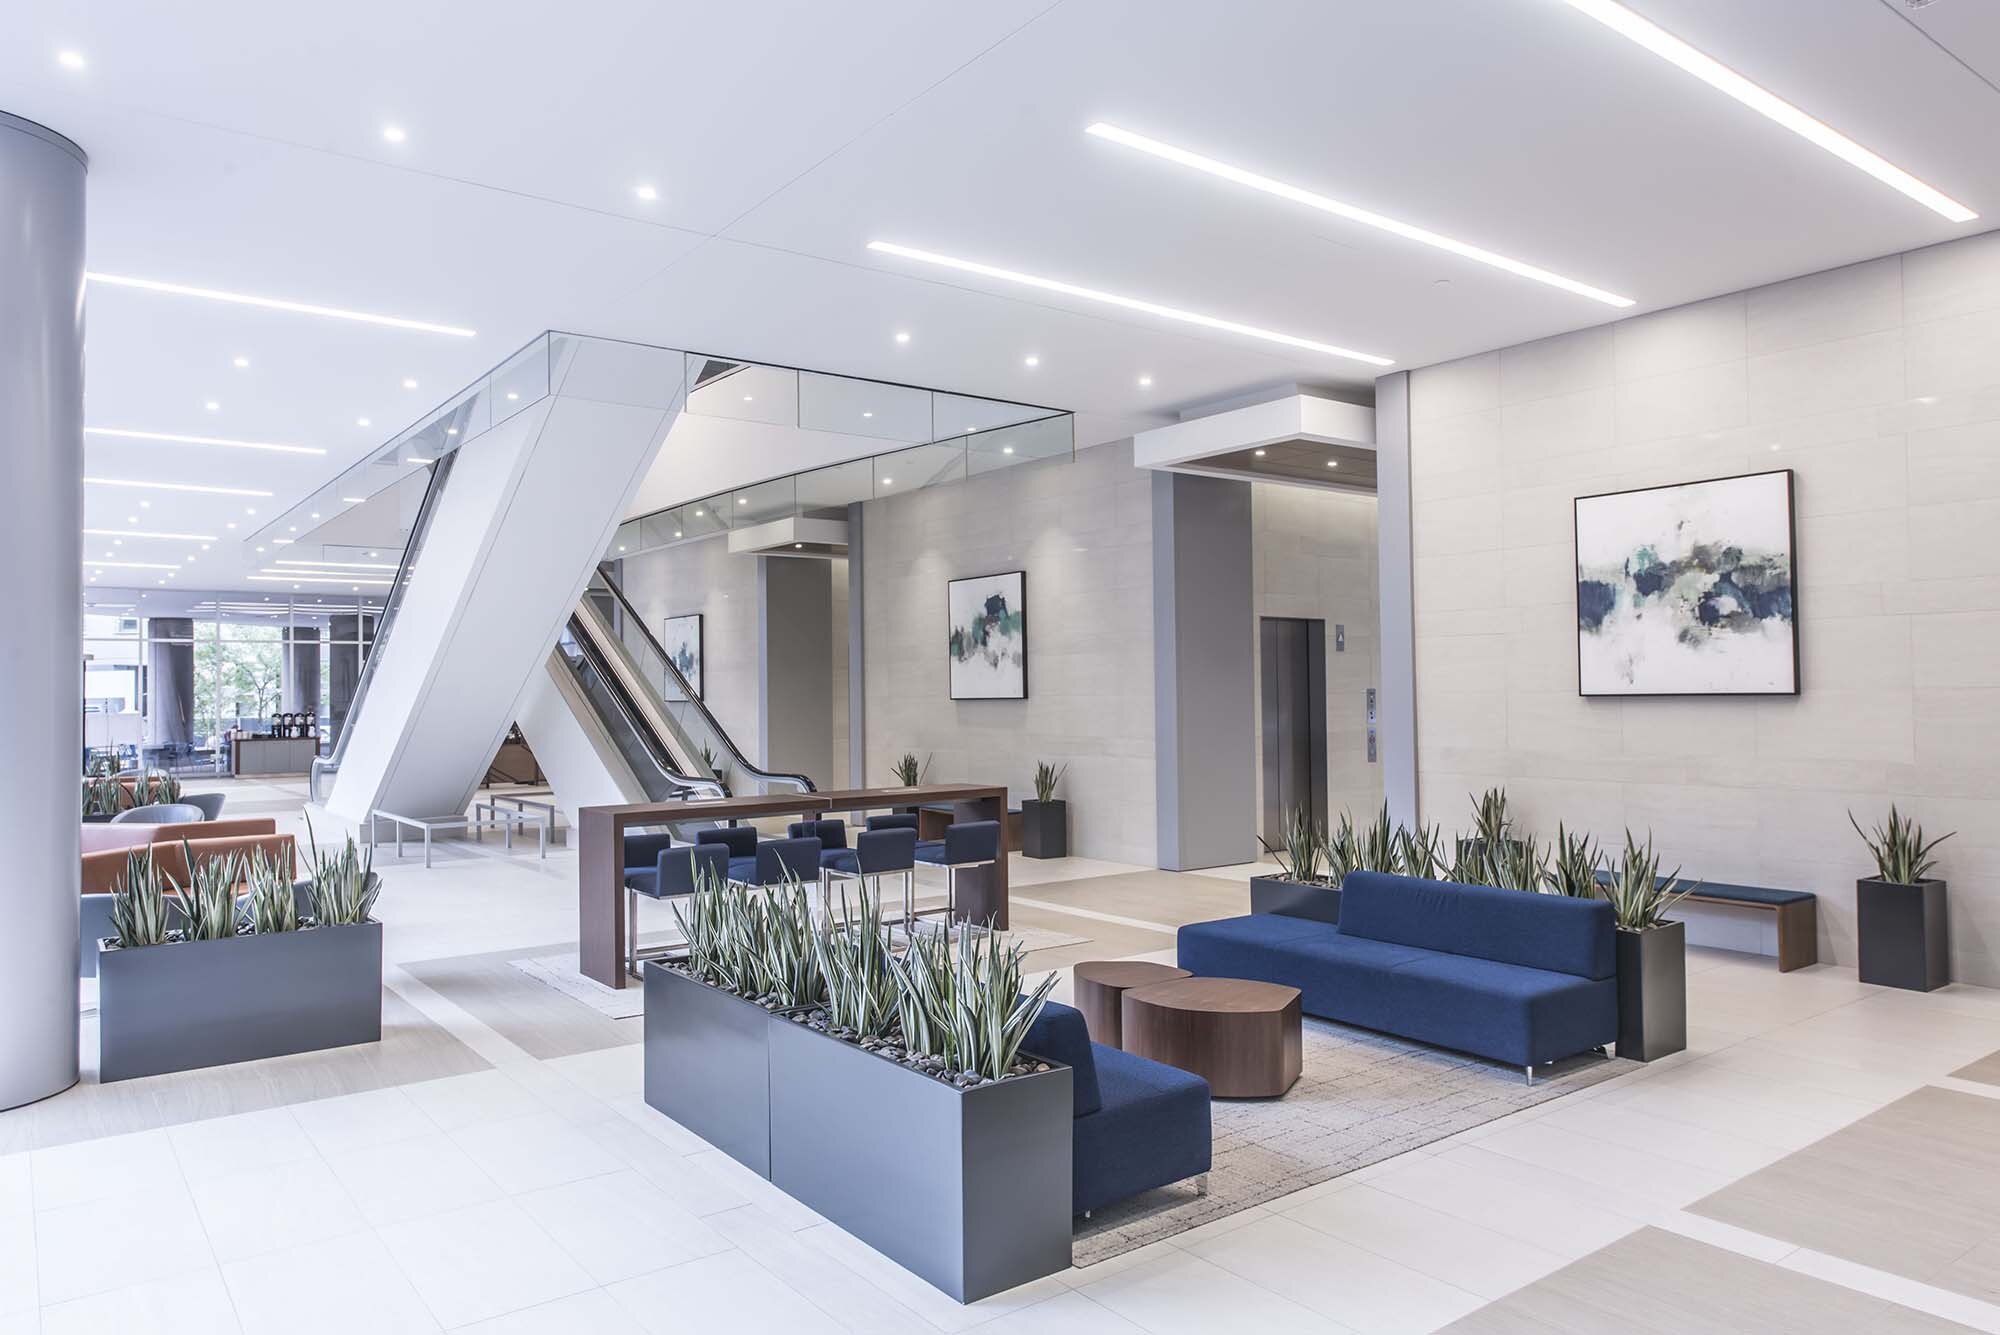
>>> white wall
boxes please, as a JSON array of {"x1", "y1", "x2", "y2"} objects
[
  {"x1": 1251, "y1": 484, "x2": 1384, "y2": 829},
  {"x1": 861, "y1": 441, "x2": 1158, "y2": 865},
  {"x1": 1408, "y1": 232, "x2": 2000, "y2": 984}
]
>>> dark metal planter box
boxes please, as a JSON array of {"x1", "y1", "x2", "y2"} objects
[
  {"x1": 642, "y1": 962, "x2": 777, "y2": 1177},
  {"x1": 1857, "y1": 878, "x2": 1949, "y2": 991},
  {"x1": 768, "y1": 1017, "x2": 1074, "y2": 1304},
  {"x1": 1021, "y1": 799, "x2": 1068, "y2": 859},
  {"x1": 97, "y1": 922, "x2": 383, "y2": 1082},
  {"x1": 1615, "y1": 920, "x2": 1686, "y2": 1062},
  {"x1": 1250, "y1": 874, "x2": 1342, "y2": 924}
]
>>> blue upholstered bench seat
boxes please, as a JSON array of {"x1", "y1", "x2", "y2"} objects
[
  {"x1": 1179, "y1": 871, "x2": 1619, "y2": 1071},
  {"x1": 1682, "y1": 879, "x2": 1814, "y2": 906}
]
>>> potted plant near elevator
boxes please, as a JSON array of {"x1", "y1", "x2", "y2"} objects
[
  {"x1": 1021, "y1": 761, "x2": 1068, "y2": 859},
  {"x1": 1602, "y1": 830, "x2": 1691, "y2": 1062},
  {"x1": 1851, "y1": 807, "x2": 1953, "y2": 991},
  {"x1": 96, "y1": 824, "x2": 383, "y2": 1081}
]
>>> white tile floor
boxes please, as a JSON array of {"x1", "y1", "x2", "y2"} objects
[{"x1": 7, "y1": 785, "x2": 2000, "y2": 1333}]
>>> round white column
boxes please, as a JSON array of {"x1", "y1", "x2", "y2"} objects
[{"x1": 0, "y1": 112, "x2": 86, "y2": 1110}]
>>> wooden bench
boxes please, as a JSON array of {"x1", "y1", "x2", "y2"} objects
[{"x1": 1681, "y1": 880, "x2": 1818, "y2": 972}]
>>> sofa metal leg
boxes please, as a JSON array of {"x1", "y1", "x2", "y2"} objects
[
  {"x1": 1524, "y1": 1064, "x2": 1535, "y2": 1086},
  {"x1": 1193, "y1": 1173, "x2": 1209, "y2": 1198}
]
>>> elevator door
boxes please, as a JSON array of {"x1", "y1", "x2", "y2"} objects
[{"x1": 1260, "y1": 617, "x2": 1327, "y2": 848}]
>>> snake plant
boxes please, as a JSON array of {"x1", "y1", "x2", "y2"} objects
[
  {"x1": 1602, "y1": 830, "x2": 1696, "y2": 930},
  {"x1": 175, "y1": 842, "x2": 241, "y2": 942},
  {"x1": 670, "y1": 861, "x2": 764, "y2": 995},
  {"x1": 1032, "y1": 760, "x2": 1067, "y2": 803},
  {"x1": 756, "y1": 873, "x2": 824, "y2": 1008},
  {"x1": 303, "y1": 815, "x2": 379, "y2": 926},
  {"x1": 1485, "y1": 833, "x2": 1549, "y2": 893},
  {"x1": 109, "y1": 847, "x2": 172, "y2": 948},
  {"x1": 1469, "y1": 787, "x2": 1513, "y2": 851},
  {"x1": 1258, "y1": 805, "x2": 1326, "y2": 884},
  {"x1": 1355, "y1": 803, "x2": 1399, "y2": 873},
  {"x1": 1849, "y1": 806, "x2": 1953, "y2": 885},
  {"x1": 953, "y1": 927, "x2": 1059, "y2": 1082},
  {"x1": 1326, "y1": 811, "x2": 1359, "y2": 884},
  {"x1": 891, "y1": 752, "x2": 925, "y2": 787},
  {"x1": 812, "y1": 884, "x2": 898, "y2": 1037},
  {"x1": 1395, "y1": 822, "x2": 1447, "y2": 880},
  {"x1": 244, "y1": 847, "x2": 299, "y2": 934},
  {"x1": 1548, "y1": 823, "x2": 1603, "y2": 898},
  {"x1": 143, "y1": 769, "x2": 183, "y2": 805}
]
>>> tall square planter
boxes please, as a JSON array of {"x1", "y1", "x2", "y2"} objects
[
  {"x1": 1857, "y1": 878, "x2": 1949, "y2": 992},
  {"x1": 1614, "y1": 921, "x2": 1686, "y2": 1062},
  {"x1": 1021, "y1": 799, "x2": 1067, "y2": 859},
  {"x1": 642, "y1": 962, "x2": 776, "y2": 1176},
  {"x1": 97, "y1": 923, "x2": 383, "y2": 1082},
  {"x1": 1249, "y1": 875, "x2": 1341, "y2": 924},
  {"x1": 768, "y1": 1017, "x2": 1074, "y2": 1303}
]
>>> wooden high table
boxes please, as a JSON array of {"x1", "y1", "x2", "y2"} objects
[{"x1": 577, "y1": 783, "x2": 1011, "y2": 989}]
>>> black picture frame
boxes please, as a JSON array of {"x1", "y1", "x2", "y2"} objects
[
  {"x1": 946, "y1": 570, "x2": 1028, "y2": 701},
  {"x1": 1573, "y1": 468, "x2": 1800, "y2": 699}
]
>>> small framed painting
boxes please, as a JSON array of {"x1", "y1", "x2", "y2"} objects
[
  {"x1": 1574, "y1": 469, "x2": 1799, "y2": 697},
  {"x1": 663, "y1": 613, "x2": 704, "y2": 700},
  {"x1": 947, "y1": 570, "x2": 1027, "y2": 700}
]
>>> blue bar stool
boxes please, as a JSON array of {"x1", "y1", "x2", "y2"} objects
[
  {"x1": 696, "y1": 825, "x2": 761, "y2": 884},
  {"x1": 625, "y1": 842, "x2": 728, "y2": 977},
  {"x1": 743, "y1": 836, "x2": 826, "y2": 895},
  {"x1": 865, "y1": 812, "x2": 920, "y2": 833},
  {"x1": 823, "y1": 828, "x2": 918, "y2": 930},
  {"x1": 786, "y1": 818, "x2": 850, "y2": 870},
  {"x1": 913, "y1": 819, "x2": 1001, "y2": 936}
]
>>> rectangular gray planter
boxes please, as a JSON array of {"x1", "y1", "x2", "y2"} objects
[
  {"x1": 97, "y1": 922, "x2": 382, "y2": 1082},
  {"x1": 768, "y1": 1016, "x2": 1073, "y2": 1304},
  {"x1": 1021, "y1": 799, "x2": 1067, "y2": 859},
  {"x1": 1615, "y1": 920, "x2": 1686, "y2": 1062},
  {"x1": 1857, "y1": 878, "x2": 1949, "y2": 991},
  {"x1": 642, "y1": 962, "x2": 776, "y2": 1177},
  {"x1": 1250, "y1": 874, "x2": 1342, "y2": 924}
]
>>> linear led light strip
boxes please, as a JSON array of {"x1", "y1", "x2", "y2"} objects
[
  {"x1": 273, "y1": 558, "x2": 400, "y2": 571},
  {"x1": 247, "y1": 573, "x2": 394, "y2": 586},
  {"x1": 84, "y1": 527, "x2": 218, "y2": 541},
  {"x1": 866, "y1": 240, "x2": 1392, "y2": 367},
  {"x1": 86, "y1": 427, "x2": 326, "y2": 456},
  {"x1": 85, "y1": 476, "x2": 274, "y2": 496},
  {"x1": 1559, "y1": 0, "x2": 1975, "y2": 222},
  {"x1": 1086, "y1": 123, "x2": 1633, "y2": 308},
  {"x1": 84, "y1": 560, "x2": 181, "y2": 570},
  {"x1": 85, "y1": 273, "x2": 479, "y2": 337}
]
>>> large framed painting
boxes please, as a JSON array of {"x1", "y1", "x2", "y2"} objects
[
  {"x1": 1574, "y1": 470, "x2": 1798, "y2": 697},
  {"x1": 947, "y1": 570, "x2": 1027, "y2": 700},
  {"x1": 662, "y1": 613, "x2": 703, "y2": 700}
]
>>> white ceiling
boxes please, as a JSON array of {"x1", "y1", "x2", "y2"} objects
[{"x1": 9, "y1": 0, "x2": 1999, "y2": 594}]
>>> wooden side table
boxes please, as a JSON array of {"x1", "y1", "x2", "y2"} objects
[
  {"x1": 1071, "y1": 960, "x2": 1190, "y2": 1048},
  {"x1": 1121, "y1": 976, "x2": 1302, "y2": 1098}
]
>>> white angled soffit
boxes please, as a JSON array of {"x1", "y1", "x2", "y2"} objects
[
  {"x1": 726, "y1": 514, "x2": 850, "y2": 558},
  {"x1": 1131, "y1": 394, "x2": 1376, "y2": 490}
]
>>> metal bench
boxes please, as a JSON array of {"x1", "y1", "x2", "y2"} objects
[{"x1": 369, "y1": 807, "x2": 549, "y2": 868}]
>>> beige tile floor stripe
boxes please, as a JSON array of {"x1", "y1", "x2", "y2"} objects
[{"x1": 1951, "y1": 1047, "x2": 2000, "y2": 1088}]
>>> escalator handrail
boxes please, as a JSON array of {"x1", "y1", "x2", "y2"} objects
[
  {"x1": 588, "y1": 564, "x2": 816, "y2": 794},
  {"x1": 559, "y1": 615, "x2": 724, "y2": 800}
]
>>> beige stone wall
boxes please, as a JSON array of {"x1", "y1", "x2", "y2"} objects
[{"x1": 1408, "y1": 234, "x2": 2000, "y2": 983}]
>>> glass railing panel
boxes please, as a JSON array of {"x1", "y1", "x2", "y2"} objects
[
  {"x1": 680, "y1": 496, "x2": 732, "y2": 537},
  {"x1": 684, "y1": 357, "x2": 798, "y2": 426},
  {"x1": 731, "y1": 476, "x2": 796, "y2": 526},
  {"x1": 491, "y1": 335, "x2": 551, "y2": 425},
  {"x1": 966, "y1": 411, "x2": 1074, "y2": 477},
  {"x1": 794, "y1": 457, "x2": 875, "y2": 513},
  {"x1": 550, "y1": 335, "x2": 685, "y2": 409},
  {"x1": 875, "y1": 442, "x2": 966, "y2": 497},
  {"x1": 933, "y1": 389, "x2": 1057, "y2": 436},
  {"x1": 798, "y1": 371, "x2": 930, "y2": 442}
]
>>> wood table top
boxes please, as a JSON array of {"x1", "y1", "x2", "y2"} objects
[
  {"x1": 1073, "y1": 960, "x2": 1192, "y2": 990},
  {"x1": 580, "y1": 783, "x2": 1006, "y2": 827},
  {"x1": 1123, "y1": 975, "x2": 1301, "y2": 1015}
]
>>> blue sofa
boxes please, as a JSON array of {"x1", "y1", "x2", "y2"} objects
[
  {"x1": 1021, "y1": 1001, "x2": 1212, "y2": 1216},
  {"x1": 1178, "y1": 871, "x2": 1617, "y2": 1076}
]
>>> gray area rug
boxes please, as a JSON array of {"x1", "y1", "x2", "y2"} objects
[{"x1": 1073, "y1": 1017, "x2": 1635, "y2": 1265}]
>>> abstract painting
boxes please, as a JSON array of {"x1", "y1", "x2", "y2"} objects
[
  {"x1": 948, "y1": 570, "x2": 1027, "y2": 699},
  {"x1": 663, "y1": 613, "x2": 703, "y2": 700},
  {"x1": 1575, "y1": 470, "x2": 1798, "y2": 696}
]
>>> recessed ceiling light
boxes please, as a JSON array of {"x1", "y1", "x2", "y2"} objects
[
  {"x1": 357, "y1": 417, "x2": 372, "y2": 428},
  {"x1": 1138, "y1": 375, "x2": 1154, "y2": 387},
  {"x1": 674, "y1": 530, "x2": 683, "y2": 538},
  {"x1": 1024, "y1": 355, "x2": 1040, "y2": 367},
  {"x1": 368, "y1": 552, "x2": 379, "y2": 558},
  {"x1": 86, "y1": 477, "x2": 273, "y2": 497},
  {"x1": 402, "y1": 377, "x2": 418, "y2": 390},
  {"x1": 634, "y1": 184, "x2": 659, "y2": 202},
  {"x1": 287, "y1": 525, "x2": 297, "y2": 532},
  {"x1": 894, "y1": 331, "x2": 911, "y2": 345},
  {"x1": 342, "y1": 496, "x2": 367, "y2": 504},
  {"x1": 200, "y1": 544, "x2": 209, "y2": 551},
  {"x1": 446, "y1": 427, "x2": 458, "y2": 435},
  {"x1": 84, "y1": 527, "x2": 218, "y2": 542},
  {"x1": 1556, "y1": 0, "x2": 1977, "y2": 222},
  {"x1": 232, "y1": 355, "x2": 249, "y2": 369},
  {"x1": 1325, "y1": 459, "x2": 1339, "y2": 468},
  {"x1": 85, "y1": 427, "x2": 325, "y2": 456},
  {"x1": 737, "y1": 497, "x2": 747, "y2": 505},
  {"x1": 693, "y1": 509, "x2": 704, "y2": 517},
  {"x1": 57, "y1": 49, "x2": 85, "y2": 71},
  {"x1": 405, "y1": 456, "x2": 430, "y2": 465},
  {"x1": 382, "y1": 125, "x2": 407, "y2": 144},
  {"x1": 112, "y1": 539, "x2": 123, "y2": 546},
  {"x1": 794, "y1": 543, "x2": 803, "y2": 550},
  {"x1": 256, "y1": 546, "x2": 265, "y2": 553},
  {"x1": 204, "y1": 400, "x2": 220, "y2": 412},
  {"x1": 869, "y1": 241, "x2": 1392, "y2": 366},
  {"x1": 309, "y1": 512, "x2": 320, "y2": 519},
  {"x1": 1087, "y1": 122, "x2": 1636, "y2": 307},
  {"x1": 84, "y1": 273, "x2": 475, "y2": 336},
  {"x1": 245, "y1": 506, "x2": 257, "y2": 515},
  {"x1": 618, "y1": 544, "x2": 627, "y2": 552},
  {"x1": 226, "y1": 522, "x2": 237, "y2": 530},
  {"x1": 505, "y1": 391, "x2": 519, "y2": 401},
  {"x1": 881, "y1": 478, "x2": 894, "y2": 487},
  {"x1": 1254, "y1": 449, "x2": 1267, "y2": 457},
  {"x1": 742, "y1": 395, "x2": 753, "y2": 402},
  {"x1": 862, "y1": 411, "x2": 874, "y2": 418},
  {"x1": 126, "y1": 516, "x2": 137, "y2": 524},
  {"x1": 139, "y1": 500, "x2": 151, "y2": 508},
  {"x1": 1002, "y1": 446, "x2": 1015, "y2": 455}
]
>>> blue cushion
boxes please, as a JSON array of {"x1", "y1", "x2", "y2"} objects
[
  {"x1": 1339, "y1": 871, "x2": 1615, "y2": 980},
  {"x1": 866, "y1": 813, "x2": 920, "y2": 832},
  {"x1": 1671, "y1": 877, "x2": 1813, "y2": 907},
  {"x1": 727, "y1": 855, "x2": 757, "y2": 883},
  {"x1": 822, "y1": 848, "x2": 859, "y2": 875},
  {"x1": 696, "y1": 826, "x2": 759, "y2": 859},
  {"x1": 1021, "y1": 1002, "x2": 1101, "y2": 1117},
  {"x1": 1074, "y1": 1047, "x2": 1211, "y2": 1215},
  {"x1": 624, "y1": 867, "x2": 660, "y2": 895},
  {"x1": 787, "y1": 819, "x2": 848, "y2": 851},
  {"x1": 622, "y1": 830, "x2": 677, "y2": 873}
]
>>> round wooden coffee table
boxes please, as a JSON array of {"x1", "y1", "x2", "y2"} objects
[
  {"x1": 1071, "y1": 960, "x2": 1191, "y2": 1048},
  {"x1": 1120, "y1": 976, "x2": 1302, "y2": 1098}
]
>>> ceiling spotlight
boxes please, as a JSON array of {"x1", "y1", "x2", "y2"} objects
[
  {"x1": 894, "y1": 331, "x2": 911, "y2": 344},
  {"x1": 310, "y1": 512, "x2": 320, "y2": 519},
  {"x1": 1254, "y1": 449, "x2": 1267, "y2": 457},
  {"x1": 737, "y1": 497, "x2": 747, "y2": 505},
  {"x1": 1138, "y1": 375, "x2": 1154, "y2": 387},
  {"x1": 1024, "y1": 355, "x2": 1040, "y2": 367},
  {"x1": 1002, "y1": 446, "x2": 1015, "y2": 455},
  {"x1": 368, "y1": 551, "x2": 379, "y2": 558},
  {"x1": 446, "y1": 427, "x2": 458, "y2": 435},
  {"x1": 287, "y1": 525, "x2": 297, "y2": 532},
  {"x1": 742, "y1": 395, "x2": 753, "y2": 402},
  {"x1": 126, "y1": 515, "x2": 138, "y2": 524},
  {"x1": 57, "y1": 49, "x2": 86, "y2": 71},
  {"x1": 246, "y1": 506, "x2": 257, "y2": 515},
  {"x1": 694, "y1": 509, "x2": 704, "y2": 517},
  {"x1": 506, "y1": 391, "x2": 519, "y2": 401},
  {"x1": 204, "y1": 400, "x2": 220, "y2": 412},
  {"x1": 382, "y1": 125, "x2": 407, "y2": 144},
  {"x1": 232, "y1": 355, "x2": 250, "y2": 368},
  {"x1": 862, "y1": 411, "x2": 874, "y2": 418},
  {"x1": 794, "y1": 543, "x2": 803, "y2": 550},
  {"x1": 1325, "y1": 459, "x2": 1339, "y2": 468},
  {"x1": 618, "y1": 544, "x2": 627, "y2": 552},
  {"x1": 881, "y1": 477, "x2": 894, "y2": 487},
  {"x1": 634, "y1": 184, "x2": 659, "y2": 202},
  {"x1": 112, "y1": 538, "x2": 123, "y2": 546},
  {"x1": 402, "y1": 377, "x2": 418, "y2": 389},
  {"x1": 139, "y1": 500, "x2": 151, "y2": 508},
  {"x1": 674, "y1": 530, "x2": 683, "y2": 538},
  {"x1": 357, "y1": 417, "x2": 371, "y2": 427},
  {"x1": 227, "y1": 522, "x2": 237, "y2": 530}
]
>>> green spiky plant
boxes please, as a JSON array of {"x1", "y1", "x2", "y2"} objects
[
  {"x1": 952, "y1": 927, "x2": 1059, "y2": 1082},
  {"x1": 1325, "y1": 810, "x2": 1359, "y2": 885},
  {"x1": 891, "y1": 752, "x2": 925, "y2": 787},
  {"x1": 243, "y1": 847, "x2": 299, "y2": 934},
  {"x1": 1258, "y1": 805, "x2": 1326, "y2": 884},
  {"x1": 109, "y1": 846, "x2": 173, "y2": 948},
  {"x1": 143, "y1": 770, "x2": 184, "y2": 805},
  {"x1": 1602, "y1": 830, "x2": 1696, "y2": 931},
  {"x1": 1395, "y1": 822, "x2": 1447, "y2": 880},
  {"x1": 1849, "y1": 806, "x2": 1954, "y2": 885},
  {"x1": 174, "y1": 842, "x2": 241, "y2": 942},
  {"x1": 1447, "y1": 833, "x2": 1490, "y2": 886},
  {"x1": 1032, "y1": 761, "x2": 1067, "y2": 804},
  {"x1": 887, "y1": 926, "x2": 956, "y2": 1065},
  {"x1": 302, "y1": 815, "x2": 379, "y2": 926},
  {"x1": 812, "y1": 884, "x2": 898, "y2": 1037},
  {"x1": 1485, "y1": 834, "x2": 1549, "y2": 893},
  {"x1": 82, "y1": 773, "x2": 133, "y2": 817},
  {"x1": 1355, "y1": 803, "x2": 1399, "y2": 873},
  {"x1": 756, "y1": 872, "x2": 824, "y2": 1008},
  {"x1": 1470, "y1": 787, "x2": 1513, "y2": 850},
  {"x1": 1549, "y1": 823, "x2": 1603, "y2": 898},
  {"x1": 670, "y1": 860, "x2": 767, "y2": 995},
  {"x1": 699, "y1": 743, "x2": 723, "y2": 780}
]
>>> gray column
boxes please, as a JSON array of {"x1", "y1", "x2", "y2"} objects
[
  {"x1": 758, "y1": 555, "x2": 833, "y2": 784},
  {"x1": 283, "y1": 626, "x2": 322, "y2": 719},
  {"x1": 148, "y1": 617, "x2": 196, "y2": 749},
  {"x1": 1372, "y1": 372, "x2": 1419, "y2": 830},
  {"x1": 0, "y1": 112, "x2": 85, "y2": 1109},
  {"x1": 1152, "y1": 471, "x2": 1256, "y2": 870},
  {"x1": 846, "y1": 502, "x2": 867, "y2": 789},
  {"x1": 327, "y1": 614, "x2": 375, "y2": 744}
]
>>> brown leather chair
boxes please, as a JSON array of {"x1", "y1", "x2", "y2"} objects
[
  {"x1": 81, "y1": 830, "x2": 295, "y2": 895},
  {"x1": 81, "y1": 817, "x2": 277, "y2": 860}
]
